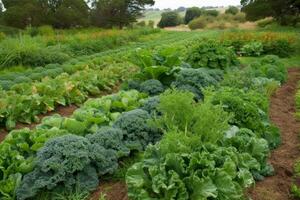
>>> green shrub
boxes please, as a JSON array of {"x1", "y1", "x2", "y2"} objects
[
  {"x1": 188, "y1": 16, "x2": 208, "y2": 30},
  {"x1": 0, "y1": 36, "x2": 69, "y2": 68},
  {"x1": 203, "y1": 9, "x2": 219, "y2": 17},
  {"x1": 233, "y1": 12, "x2": 247, "y2": 22},
  {"x1": 158, "y1": 11, "x2": 183, "y2": 28},
  {"x1": 148, "y1": 20, "x2": 155, "y2": 28},
  {"x1": 0, "y1": 32, "x2": 6, "y2": 41},
  {"x1": 186, "y1": 40, "x2": 239, "y2": 69},
  {"x1": 256, "y1": 17, "x2": 274, "y2": 27},
  {"x1": 37, "y1": 25, "x2": 55, "y2": 36},
  {"x1": 136, "y1": 21, "x2": 146, "y2": 27},
  {"x1": 184, "y1": 7, "x2": 203, "y2": 24},
  {"x1": 225, "y1": 6, "x2": 239, "y2": 15},
  {"x1": 263, "y1": 39, "x2": 294, "y2": 58},
  {"x1": 241, "y1": 42, "x2": 264, "y2": 56}
]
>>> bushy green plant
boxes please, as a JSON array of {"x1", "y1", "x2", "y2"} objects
[
  {"x1": 126, "y1": 133, "x2": 259, "y2": 200},
  {"x1": 250, "y1": 55, "x2": 287, "y2": 83},
  {"x1": 207, "y1": 87, "x2": 280, "y2": 149},
  {"x1": 140, "y1": 79, "x2": 164, "y2": 95},
  {"x1": 263, "y1": 39, "x2": 295, "y2": 58},
  {"x1": 158, "y1": 11, "x2": 183, "y2": 28},
  {"x1": 225, "y1": 6, "x2": 239, "y2": 15},
  {"x1": 256, "y1": 17, "x2": 274, "y2": 27},
  {"x1": 188, "y1": 16, "x2": 209, "y2": 30},
  {"x1": 113, "y1": 109, "x2": 162, "y2": 151},
  {"x1": 186, "y1": 40, "x2": 239, "y2": 69},
  {"x1": 171, "y1": 68, "x2": 221, "y2": 99},
  {"x1": 241, "y1": 41, "x2": 264, "y2": 56}
]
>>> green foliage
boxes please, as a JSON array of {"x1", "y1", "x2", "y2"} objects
[
  {"x1": 186, "y1": 40, "x2": 239, "y2": 69},
  {"x1": 155, "y1": 89, "x2": 231, "y2": 143},
  {"x1": 225, "y1": 6, "x2": 239, "y2": 15},
  {"x1": 16, "y1": 135, "x2": 100, "y2": 200},
  {"x1": 263, "y1": 39, "x2": 295, "y2": 58},
  {"x1": 241, "y1": 41, "x2": 264, "y2": 56},
  {"x1": 203, "y1": 9, "x2": 220, "y2": 17},
  {"x1": 171, "y1": 68, "x2": 221, "y2": 99},
  {"x1": 126, "y1": 136, "x2": 258, "y2": 200},
  {"x1": 140, "y1": 79, "x2": 165, "y2": 95},
  {"x1": 0, "y1": 128, "x2": 69, "y2": 199},
  {"x1": 86, "y1": 127, "x2": 130, "y2": 158},
  {"x1": 188, "y1": 16, "x2": 209, "y2": 30},
  {"x1": 158, "y1": 11, "x2": 183, "y2": 28},
  {"x1": 241, "y1": 0, "x2": 300, "y2": 26},
  {"x1": 113, "y1": 109, "x2": 162, "y2": 151},
  {"x1": 208, "y1": 87, "x2": 281, "y2": 149},
  {"x1": 256, "y1": 17, "x2": 275, "y2": 28},
  {"x1": 91, "y1": 0, "x2": 154, "y2": 28},
  {"x1": 249, "y1": 55, "x2": 288, "y2": 83},
  {"x1": 0, "y1": 36, "x2": 69, "y2": 68},
  {"x1": 184, "y1": 7, "x2": 203, "y2": 24}
]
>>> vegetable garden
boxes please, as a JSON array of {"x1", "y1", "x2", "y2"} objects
[{"x1": 0, "y1": 27, "x2": 300, "y2": 200}]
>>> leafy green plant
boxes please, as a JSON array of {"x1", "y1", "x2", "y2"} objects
[
  {"x1": 241, "y1": 42, "x2": 264, "y2": 56},
  {"x1": 186, "y1": 39, "x2": 239, "y2": 69}
]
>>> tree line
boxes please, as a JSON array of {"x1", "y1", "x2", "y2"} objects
[{"x1": 0, "y1": 0, "x2": 154, "y2": 29}]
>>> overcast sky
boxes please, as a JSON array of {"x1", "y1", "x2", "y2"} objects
[{"x1": 152, "y1": 0, "x2": 241, "y2": 9}]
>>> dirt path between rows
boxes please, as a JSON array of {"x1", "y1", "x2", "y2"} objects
[{"x1": 249, "y1": 68, "x2": 300, "y2": 200}]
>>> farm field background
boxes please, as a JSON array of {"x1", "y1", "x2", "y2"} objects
[{"x1": 0, "y1": 1, "x2": 300, "y2": 200}]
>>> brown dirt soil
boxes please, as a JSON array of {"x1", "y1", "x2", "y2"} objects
[
  {"x1": 90, "y1": 182, "x2": 128, "y2": 200},
  {"x1": 249, "y1": 68, "x2": 300, "y2": 200}
]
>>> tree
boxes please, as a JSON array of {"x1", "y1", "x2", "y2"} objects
[
  {"x1": 184, "y1": 7, "x2": 203, "y2": 24},
  {"x1": 158, "y1": 11, "x2": 182, "y2": 28},
  {"x1": 241, "y1": 0, "x2": 300, "y2": 25},
  {"x1": 91, "y1": 0, "x2": 155, "y2": 28},
  {"x1": 225, "y1": 6, "x2": 239, "y2": 15},
  {"x1": 203, "y1": 9, "x2": 219, "y2": 17},
  {"x1": 2, "y1": 0, "x2": 44, "y2": 28},
  {"x1": 39, "y1": 0, "x2": 89, "y2": 28}
]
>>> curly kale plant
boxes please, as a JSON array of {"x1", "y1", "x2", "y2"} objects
[
  {"x1": 140, "y1": 96, "x2": 160, "y2": 115},
  {"x1": 86, "y1": 127, "x2": 130, "y2": 158},
  {"x1": 172, "y1": 68, "x2": 220, "y2": 99},
  {"x1": 16, "y1": 134, "x2": 119, "y2": 200},
  {"x1": 140, "y1": 79, "x2": 164, "y2": 95},
  {"x1": 113, "y1": 109, "x2": 162, "y2": 151}
]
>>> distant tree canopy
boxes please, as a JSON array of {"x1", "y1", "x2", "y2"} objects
[
  {"x1": 241, "y1": 0, "x2": 300, "y2": 25},
  {"x1": 184, "y1": 7, "x2": 203, "y2": 24},
  {"x1": 0, "y1": 0, "x2": 154, "y2": 29},
  {"x1": 158, "y1": 11, "x2": 182, "y2": 28},
  {"x1": 225, "y1": 6, "x2": 239, "y2": 15},
  {"x1": 90, "y1": 0, "x2": 154, "y2": 28},
  {"x1": 40, "y1": 0, "x2": 89, "y2": 28}
]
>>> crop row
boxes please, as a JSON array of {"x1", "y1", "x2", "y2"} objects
[
  {"x1": 0, "y1": 31, "x2": 215, "y2": 130},
  {"x1": 0, "y1": 28, "x2": 161, "y2": 68},
  {"x1": 0, "y1": 39, "x2": 288, "y2": 199},
  {"x1": 0, "y1": 31, "x2": 204, "y2": 90}
]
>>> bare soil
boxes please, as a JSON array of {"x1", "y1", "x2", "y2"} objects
[
  {"x1": 90, "y1": 182, "x2": 128, "y2": 200},
  {"x1": 249, "y1": 68, "x2": 300, "y2": 200}
]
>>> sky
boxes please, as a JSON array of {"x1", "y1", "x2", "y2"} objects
[{"x1": 152, "y1": 0, "x2": 241, "y2": 9}]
